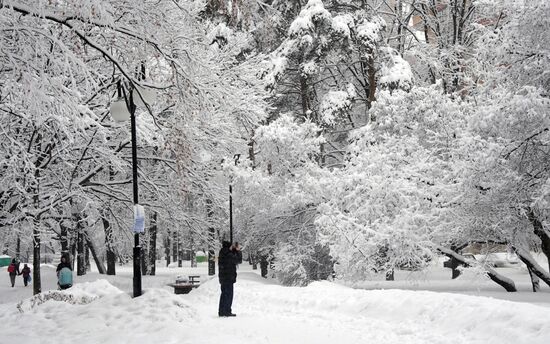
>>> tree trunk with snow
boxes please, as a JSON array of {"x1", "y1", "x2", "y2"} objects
[
  {"x1": 16, "y1": 235, "x2": 20, "y2": 259},
  {"x1": 260, "y1": 256, "x2": 268, "y2": 278},
  {"x1": 172, "y1": 230, "x2": 178, "y2": 264},
  {"x1": 513, "y1": 247, "x2": 550, "y2": 288},
  {"x1": 141, "y1": 232, "x2": 148, "y2": 276},
  {"x1": 32, "y1": 221, "x2": 41, "y2": 295},
  {"x1": 148, "y1": 211, "x2": 157, "y2": 275},
  {"x1": 437, "y1": 246, "x2": 517, "y2": 292},
  {"x1": 527, "y1": 208, "x2": 550, "y2": 272},
  {"x1": 60, "y1": 222, "x2": 70, "y2": 257},
  {"x1": 85, "y1": 236, "x2": 106, "y2": 274},
  {"x1": 102, "y1": 216, "x2": 116, "y2": 275},
  {"x1": 164, "y1": 230, "x2": 171, "y2": 267},
  {"x1": 527, "y1": 267, "x2": 540, "y2": 292},
  {"x1": 77, "y1": 227, "x2": 86, "y2": 276}
]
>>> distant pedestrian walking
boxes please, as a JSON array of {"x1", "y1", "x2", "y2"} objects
[
  {"x1": 56, "y1": 255, "x2": 73, "y2": 290},
  {"x1": 7, "y1": 258, "x2": 20, "y2": 287},
  {"x1": 21, "y1": 264, "x2": 31, "y2": 287},
  {"x1": 218, "y1": 241, "x2": 242, "y2": 317}
]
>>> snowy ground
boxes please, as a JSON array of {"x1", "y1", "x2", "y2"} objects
[{"x1": 1, "y1": 260, "x2": 549, "y2": 344}]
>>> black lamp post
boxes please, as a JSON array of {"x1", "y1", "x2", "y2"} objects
[
  {"x1": 110, "y1": 79, "x2": 154, "y2": 298},
  {"x1": 229, "y1": 154, "x2": 240, "y2": 243}
]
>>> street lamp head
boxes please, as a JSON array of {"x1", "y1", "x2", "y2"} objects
[{"x1": 110, "y1": 99, "x2": 131, "y2": 122}]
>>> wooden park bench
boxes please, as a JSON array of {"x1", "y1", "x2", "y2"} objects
[{"x1": 169, "y1": 275, "x2": 201, "y2": 294}]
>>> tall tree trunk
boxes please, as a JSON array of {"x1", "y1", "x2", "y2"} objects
[
  {"x1": 207, "y1": 198, "x2": 216, "y2": 276},
  {"x1": 527, "y1": 208, "x2": 550, "y2": 272},
  {"x1": 396, "y1": 0, "x2": 405, "y2": 54},
  {"x1": 76, "y1": 219, "x2": 86, "y2": 276},
  {"x1": 102, "y1": 216, "x2": 116, "y2": 275},
  {"x1": 16, "y1": 235, "x2": 21, "y2": 259},
  {"x1": 300, "y1": 74, "x2": 310, "y2": 119},
  {"x1": 70, "y1": 238, "x2": 76, "y2": 271},
  {"x1": 260, "y1": 255, "x2": 268, "y2": 278},
  {"x1": 60, "y1": 222, "x2": 70, "y2": 257},
  {"x1": 177, "y1": 231, "x2": 183, "y2": 268},
  {"x1": 367, "y1": 55, "x2": 377, "y2": 108},
  {"x1": 32, "y1": 167, "x2": 41, "y2": 295},
  {"x1": 190, "y1": 233, "x2": 197, "y2": 268},
  {"x1": 85, "y1": 246, "x2": 91, "y2": 271},
  {"x1": 141, "y1": 231, "x2": 148, "y2": 276},
  {"x1": 148, "y1": 211, "x2": 157, "y2": 275},
  {"x1": 85, "y1": 236, "x2": 106, "y2": 274},
  {"x1": 527, "y1": 267, "x2": 540, "y2": 292},
  {"x1": 32, "y1": 221, "x2": 41, "y2": 295},
  {"x1": 165, "y1": 229, "x2": 171, "y2": 267},
  {"x1": 513, "y1": 247, "x2": 550, "y2": 288},
  {"x1": 251, "y1": 252, "x2": 257, "y2": 270},
  {"x1": 172, "y1": 230, "x2": 178, "y2": 263}
]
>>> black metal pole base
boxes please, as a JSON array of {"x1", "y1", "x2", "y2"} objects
[{"x1": 133, "y1": 244, "x2": 142, "y2": 297}]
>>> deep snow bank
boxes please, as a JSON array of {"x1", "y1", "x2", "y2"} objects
[{"x1": 0, "y1": 277, "x2": 548, "y2": 344}]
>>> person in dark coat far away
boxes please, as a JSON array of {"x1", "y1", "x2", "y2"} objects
[
  {"x1": 20, "y1": 264, "x2": 31, "y2": 287},
  {"x1": 7, "y1": 258, "x2": 20, "y2": 287},
  {"x1": 218, "y1": 240, "x2": 242, "y2": 317}
]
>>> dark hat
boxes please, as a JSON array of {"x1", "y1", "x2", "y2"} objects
[{"x1": 222, "y1": 240, "x2": 231, "y2": 248}]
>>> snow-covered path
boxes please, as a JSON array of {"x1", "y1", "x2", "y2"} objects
[{"x1": 1, "y1": 264, "x2": 549, "y2": 344}]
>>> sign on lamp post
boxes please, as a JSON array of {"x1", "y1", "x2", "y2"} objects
[{"x1": 110, "y1": 79, "x2": 155, "y2": 298}]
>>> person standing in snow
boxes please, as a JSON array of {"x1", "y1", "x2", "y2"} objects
[
  {"x1": 20, "y1": 264, "x2": 31, "y2": 287},
  {"x1": 218, "y1": 241, "x2": 242, "y2": 317},
  {"x1": 7, "y1": 258, "x2": 20, "y2": 287},
  {"x1": 56, "y1": 255, "x2": 73, "y2": 290}
]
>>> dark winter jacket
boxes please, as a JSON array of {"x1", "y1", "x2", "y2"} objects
[
  {"x1": 7, "y1": 259, "x2": 20, "y2": 276},
  {"x1": 56, "y1": 261, "x2": 72, "y2": 273},
  {"x1": 21, "y1": 266, "x2": 31, "y2": 277},
  {"x1": 218, "y1": 241, "x2": 242, "y2": 284}
]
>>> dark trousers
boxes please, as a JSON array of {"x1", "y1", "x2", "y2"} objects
[
  {"x1": 23, "y1": 276, "x2": 29, "y2": 286},
  {"x1": 9, "y1": 274, "x2": 16, "y2": 287},
  {"x1": 218, "y1": 282, "x2": 234, "y2": 315}
]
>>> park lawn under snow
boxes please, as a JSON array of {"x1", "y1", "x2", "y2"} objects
[{"x1": 1, "y1": 263, "x2": 550, "y2": 344}]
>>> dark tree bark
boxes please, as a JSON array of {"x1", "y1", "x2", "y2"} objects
[
  {"x1": 260, "y1": 256, "x2": 268, "y2": 278},
  {"x1": 437, "y1": 246, "x2": 517, "y2": 292},
  {"x1": 527, "y1": 267, "x2": 540, "y2": 292},
  {"x1": 85, "y1": 246, "x2": 91, "y2": 272},
  {"x1": 164, "y1": 229, "x2": 171, "y2": 267},
  {"x1": 367, "y1": 55, "x2": 377, "y2": 108},
  {"x1": 172, "y1": 230, "x2": 177, "y2": 263},
  {"x1": 16, "y1": 235, "x2": 20, "y2": 259},
  {"x1": 141, "y1": 231, "x2": 148, "y2": 276},
  {"x1": 85, "y1": 235, "x2": 106, "y2": 274},
  {"x1": 32, "y1": 166, "x2": 41, "y2": 295},
  {"x1": 300, "y1": 74, "x2": 311, "y2": 118},
  {"x1": 177, "y1": 232, "x2": 183, "y2": 268},
  {"x1": 207, "y1": 198, "x2": 216, "y2": 276},
  {"x1": 148, "y1": 211, "x2": 157, "y2": 275},
  {"x1": 60, "y1": 222, "x2": 70, "y2": 257},
  {"x1": 526, "y1": 208, "x2": 550, "y2": 272},
  {"x1": 513, "y1": 247, "x2": 550, "y2": 288},
  {"x1": 102, "y1": 216, "x2": 116, "y2": 275},
  {"x1": 32, "y1": 222, "x2": 41, "y2": 295},
  {"x1": 70, "y1": 239, "x2": 76, "y2": 271},
  {"x1": 77, "y1": 226, "x2": 86, "y2": 276}
]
